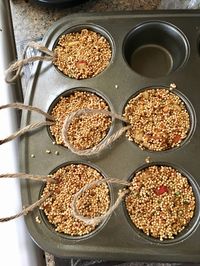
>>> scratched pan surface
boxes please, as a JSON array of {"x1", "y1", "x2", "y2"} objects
[{"x1": 20, "y1": 11, "x2": 200, "y2": 263}]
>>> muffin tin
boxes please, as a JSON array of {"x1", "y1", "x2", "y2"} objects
[{"x1": 20, "y1": 11, "x2": 200, "y2": 263}]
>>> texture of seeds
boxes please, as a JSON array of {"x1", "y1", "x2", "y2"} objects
[
  {"x1": 53, "y1": 29, "x2": 112, "y2": 79},
  {"x1": 123, "y1": 88, "x2": 190, "y2": 151},
  {"x1": 50, "y1": 91, "x2": 111, "y2": 150},
  {"x1": 40, "y1": 164, "x2": 110, "y2": 236},
  {"x1": 125, "y1": 165, "x2": 196, "y2": 241}
]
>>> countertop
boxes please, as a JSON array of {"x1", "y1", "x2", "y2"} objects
[{"x1": 10, "y1": 0, "x2": 160, "y2": 43}]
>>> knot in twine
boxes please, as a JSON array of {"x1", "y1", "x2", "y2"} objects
[
  {"x1": 0, "y1": 103, "x2": 131, "y2": 157},
  {"x1": 5, "y1": 41, "x2": 55, "y2": 83}
]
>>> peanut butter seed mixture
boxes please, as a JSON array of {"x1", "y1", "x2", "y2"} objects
[
  {"x1": 40, "y1": 164, "x2": 110, "y2": 236},
  {"x1": 53, "y1": 29, "x2": 112, "y2": 79},
  {"x1": 125, "y1": 165, "x2": 195, "y2": 241},
  {"x1": 50, "y1": 91, "x2": 111, "y2": 150},
  {"x1": 123, "y1": 88, "x2": 190, "y2": 151}
]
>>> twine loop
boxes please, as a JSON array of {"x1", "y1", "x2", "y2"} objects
[
  {"x1": 0, "y1": 104, "x2": 132, "y2": 158},
  {"x1": 62, "y1": 108, "x2": 131, "y2": 156},
  {"x1": 0, "y1": 174, "x2": 130, "y2": 225},
  {"x1": 71, "y1": 177, "x2": 130, "y2": 226},
  {"x1": 5, "y1": 41, "x2": 54, "y2": 83}
]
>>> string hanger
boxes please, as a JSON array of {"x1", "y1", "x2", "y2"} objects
[
  {"x1": 0, "y1": 103, "x2": 131, "y2": 156},
  {"x1": 0, "y1": 174, "x2": 129, "y2": 224},
  {"x1": 5, "y1": 41, "x2": 54, "y2": 83}
]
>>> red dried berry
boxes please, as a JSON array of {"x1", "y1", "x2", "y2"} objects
[
  {"x1": 76, "y1": 60, "x2": 88, "y2": 69},
  {"x1": 173, "y1": 134, "x2": 181, "y2": 144},
  {"x1": 155, "y1": 185, "x2": 168, "y2": 196}
]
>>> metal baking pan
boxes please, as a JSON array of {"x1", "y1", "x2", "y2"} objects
[{"x1": 20, "y1": 11, "x2": 200, "y2": 263}]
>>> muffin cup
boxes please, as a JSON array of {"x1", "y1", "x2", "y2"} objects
[
  {"x1": 39, "y1": 161, "x2": 113, "y2": 240},
  {"x1": 47, "y1": 87, "x2": 114, "y2": 152},
  {"x1": 123, "y1": 162, "x2": 200, "y2": 245},
  {"x1": 122, "y1": 85, "x2": 196, "y2": 152},
  {"x1": 53, "y1": 24, "x2": 115, "y2": 79},
  {"x1": 123, "y1": 21, "x2": 190, "y2": 78}
]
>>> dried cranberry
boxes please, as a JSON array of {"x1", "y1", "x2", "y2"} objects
[
  {"x1": 76, "y1": 60, "x2": 88, "y2": 69},
  {"x1": 155, "y1": 185, "x2": 168, "y2": 195},
  {"x1": 173, "y1": 134, "x2": 181, "y2": 144}
]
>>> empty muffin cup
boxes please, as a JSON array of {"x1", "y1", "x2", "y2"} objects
[
  {"x1": 53, "y1": 25, "x2": 113, "y2": 79},
  {"x1": 48, "y1": 88, "x2": 112, "y2": 151},
  {"x1": 123, "y1": 21, "x2": 189, "y2": 78},
  {"x1": 123, "y1": 86, "x2": 195, "y2": 152},
  {"x1": 124, "y1": 163, "x2": 200, "y2": 243},
  {"x1": 39, "y1": 162, "x2": 111, "y2": 239}
]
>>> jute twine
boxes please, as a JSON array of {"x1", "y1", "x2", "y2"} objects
[
  {"x1": 0, "y1": 103, "x2": 131, "y2": 156},
  {"x1": 61, "y1": 108, "x2": 131, "y2": 156},
  {"x1": 0, "y1": 103, "x2": 54, "y2": 145},
  {"x1": 0, "y1": 102, "x2": 53, "y2": 120},
  {"x1": 0, "y1": 105, "x2": 132, "y2": 224},
  {"x1": 5, "y1": 41, "x2": 54, "y2": 83},
  {"x1": 0, "y1": 193, "x2": 52, "y2": 222},
  {"x1": 0, "y1": 173, "x2": 55, "y2": 222},
  {"x1": 0, "y1": 173, "x2": 55, "y2": 182},
  {"x1": 0, "y1": 174, "x2": 130, "y2": 225}
]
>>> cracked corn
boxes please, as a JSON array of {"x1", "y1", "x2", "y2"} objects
[
  {"x1": 53, "y1": 29, "x2": 112, "y2": 79},
  {"x1": 123, "y1": 88, "x2": 190, "y2": 151},
  {"x1": 40, "y1": 164, "x2": 110, "y2": 236},
  {"x1": 125, "y1": 165, "x2": 195, "y2": 241},
  {"x1": 50, "y1": 91, "x2": 111, "y2": 150}
]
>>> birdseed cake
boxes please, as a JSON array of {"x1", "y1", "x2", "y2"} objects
[
  {"x1": 123, "y1": 88, "x2": 190, "y2": 151},
  {"x1": 40, "y1": 164, "x2": 110, "y2": 236},
  {"x1": 53, "y1": 29, "x2": 112, "y2": 79},
  {"x1": 125, "y1": 165, "x2": 196, "y2": 241},
  {"x1": 49, "y1": 91, "x2": 112, "y2": 150}
]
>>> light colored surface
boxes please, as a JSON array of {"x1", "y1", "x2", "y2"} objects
[
  {"x1": 0, "y1": 1, "x2": 45, "y2": 265},
  {"x1": 0, "y1": 68, "x2": 44, "y2": 266}
]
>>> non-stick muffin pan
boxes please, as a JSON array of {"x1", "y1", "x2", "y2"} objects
[{"x1": 20, "y1": 11, "x2": 200, "y2": 263}]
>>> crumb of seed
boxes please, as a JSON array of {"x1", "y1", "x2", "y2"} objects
[
  {"x1": 50, "y1": 91, "x2": 112, "y2": 150},
  {"x1": 53, "y1": 29, "x2": 112, "y2": 79},
  {"x1": 123, "y1": 88, "x2": 190, "y2": 151},
  {"x1": 115, "y1": 85, "x2": 118, "y2": 89},
  {"x1": 35, "y1": 216, "x2": 41, "y2": 224},
  {"x1": 40, "y1": 164, "x2": 110, "y2": 236},
  {"x1": 52, "y1": 141, "x2": 56, "y2": 145},
  {"x1": 170, "y1": 83, "x2": 177, "y2": 90},
  {"x1": 46, "y1": 150, "x2": 51, "y2": 154},
  {"x1": 125, "y1": 165, "x2": 196, "y2": 241},
  {"x1": 55, "y1": 151, "x2": 59, "y2": 155},
  {"x1": 145, "y1": 157, "x2": 150, "y2": 163},
  {"x1": 31, "y1": 154, "x2": 35, "y2": 158}
]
